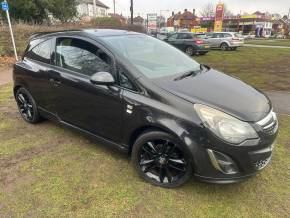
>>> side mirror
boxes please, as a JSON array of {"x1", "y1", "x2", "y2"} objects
[{"x1": 90, "y1": 72, "x2": 115, "y2": 86}]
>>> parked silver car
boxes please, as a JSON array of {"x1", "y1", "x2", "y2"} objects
[{"x1": 196, "y1": 32, "x2": 244, "y2": 51}]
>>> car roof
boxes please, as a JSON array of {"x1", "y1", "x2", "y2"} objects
[{"x1": 29, "y1": 29, "x2": 142, "y2": 41}]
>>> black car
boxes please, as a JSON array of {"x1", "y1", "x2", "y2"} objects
[
  {"x1": 164, "y1": 32, "x2": 210, "y2": 56},
  {"x1": 13, "y1": 29, "x2": 278, "y2": 188}
]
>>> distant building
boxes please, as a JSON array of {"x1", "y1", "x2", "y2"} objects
[
  {"x1": 199, "y1": 12, "x2": 274, "y2": 36},
  {"x1": 167, "y1": 9, "x2": 198, "y2": 29},
  {"x1": 109, "y1": 13, "x2": 127, "y2": 24},
  {"x1": 77, "y1": 0, "x2": 109, "y2": 18},
  {"x1": 133, "y1": 16, "x2": 145, "y2": 26}
]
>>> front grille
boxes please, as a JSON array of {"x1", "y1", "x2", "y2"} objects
[
  {"x1": 253, "y1": 156, "x2": 271, "y2": 170},
  {"x1": 256, "y1": 111, "x2": 278, "y2": 135}
]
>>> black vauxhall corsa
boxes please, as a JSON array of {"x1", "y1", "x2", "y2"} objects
[{"x1": 13, "y1": 29, "x2": 278, "y2": 188}]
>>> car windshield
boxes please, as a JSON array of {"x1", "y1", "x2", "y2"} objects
[{"x1": 102, "y1": 34, "x2": 200, "y2": 79}]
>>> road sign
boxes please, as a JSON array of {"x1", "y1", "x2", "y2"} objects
[
  {"x1": 1, "y1": 1, "x2": 18, "y2": 61},
  {"x1": 1, "y1": 1, "x2": 9, "y2": 11}
]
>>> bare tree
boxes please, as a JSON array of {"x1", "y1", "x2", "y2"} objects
[{"x1": 199, "y1": 3, "x2": 215, "y2": 17}]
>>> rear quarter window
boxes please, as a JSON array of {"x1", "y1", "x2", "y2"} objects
[{"x1": 25, "y1": 39, "x2": 53, "y2": 64}]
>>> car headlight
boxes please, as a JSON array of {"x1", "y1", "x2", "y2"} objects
[{"x1": 194, "y1": 104, "x2": 258, "y2": 144}]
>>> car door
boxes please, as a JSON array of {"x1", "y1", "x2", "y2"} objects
[
  {"x1": 167, "y1": 33, "x2": 179, "y2": 48},
  {"x1": 207, "y1": 33, "x2": 220, "y2": 48},
  {"x1": 47, "y1": 36, "x2": 123, "y2": 143}
]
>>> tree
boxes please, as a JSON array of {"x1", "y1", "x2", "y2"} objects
[
  {"x1": 48, "y1": 0, "x2": 77, "y2": 22},
  {"x1": 199, "y1": 2, "x2": 215, "y2": 17},
  {"x1": 1, "y1": 0, "x2": 77, "y2": 23}
]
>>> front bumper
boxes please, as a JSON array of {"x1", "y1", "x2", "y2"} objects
[{"x1": 190, "y1": 111, "x2": 278, "y2": 184}]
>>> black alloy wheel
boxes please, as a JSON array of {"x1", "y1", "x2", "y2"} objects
[
  {"x1": 132, "y1": 131, "x2": 192, "y2": 188},
  {"x1": 15, "y1": 88, "x2": 41, "y2": 124}
]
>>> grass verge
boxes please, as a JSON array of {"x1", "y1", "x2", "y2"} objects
[
  {"x1": 0, "y1": 84, "x2": 289, "y2": 217},
  {"x1": 194, "y1": 47, "x2": 290, "y2": 91}
]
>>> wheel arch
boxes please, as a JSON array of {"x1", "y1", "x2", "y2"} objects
[
  {"x1": 220, "y1": 41, "x2": 230, "y2": 47},
  {"x1": 128, "y1": 125, "x2": 171, "y2": 155}
]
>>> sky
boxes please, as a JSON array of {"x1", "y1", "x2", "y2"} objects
[{"x1": 101, "y1": 0, "x2": 290, "y2": 18}]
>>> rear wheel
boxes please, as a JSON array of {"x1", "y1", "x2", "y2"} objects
[
  {"x1": 15, "y1": 87, "x2": 42, "y2": 124},
  {"x1": 132, "y1": 131, "x2": 192, "y2": 188},
  {"x1": 185, "y1": 46, "x2": 194, "y2": 56},
  {"x1": 220, "y1": 43, "x2": 229, "y2": 51}
]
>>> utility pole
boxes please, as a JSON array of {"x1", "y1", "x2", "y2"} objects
[
  {"x1": 93, "y1": 0, "x2": 96, "y2": 17},
  {"x1": 288, "y1": 8, "x2": 290, "y2": 19},
  {"x1": 130, "y1": 0, "x2": 133, "y2": 25},
  {"x1": 113, "y1": 0, "x2": 116, "y2": 14}
]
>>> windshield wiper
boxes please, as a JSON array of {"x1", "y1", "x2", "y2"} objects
[
  {"x1": 174, "y1": 64, "x2": 210, "y2": 81},
  {"x1": 174, "y1": 70, "x2": 199, "y2": 81}
]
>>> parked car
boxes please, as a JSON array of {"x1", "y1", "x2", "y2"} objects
[
  {"x1": 200, "y1": 32, "x2": 244, "y2": 50},
  {"x1": 269, "y1": 34, "x2": 286, "y2": 39},
  {"x1": 14, "y1": 29, "x2": 278, "y2": 188},
  {"x1": 164, "y1": 32, "x2": 210, "y2": 56},
  {"x1": 242, "y1": 33, "x2": 256, "y2": 40}
]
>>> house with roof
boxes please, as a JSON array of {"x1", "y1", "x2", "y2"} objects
[
  {"x1": 167, "y1": 9, "x2": 198, "y2": 29},
  {"x1": 77, "y1": 0, "x2": 110, "y2": 18},
  {"x1": 133, "y1": 16, "x2": 145, "y2": 26}
]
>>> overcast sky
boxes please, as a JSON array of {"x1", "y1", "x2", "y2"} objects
[{"x1": 101, "y1": 0, "x2": 290, "y2": 18}]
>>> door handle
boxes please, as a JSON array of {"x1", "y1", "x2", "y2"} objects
[{"x1": 49, "y1": 78, "x2": 62, "y2": 86}]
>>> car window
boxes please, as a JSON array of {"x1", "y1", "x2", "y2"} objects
[
  {"x1": 55, "y1": 38, "x2": 113, "y2": 77},
  {"x1": 194, "y1": 34, "x2": 207, "y2": 39},
  {"x1": 224, "y1": 33, "x2": 232, "y2": 37},
  {"x1": 117, "y1": 65, "x2": 137, "y2": 91},
  {"x1": 168, "y1": 34, "x2": 178, "y2": 40},
  {"x1": 177, "y1": 33, "x2": 192, "y2": 40},
  {"x1": 103, "y1": 35, "x2": 200, "y2": 79},
  {"x1": 26, "y1": 39, "x2": 52, "y2": 64},
  {"x1": 211, "y1": 33, "x2": 218, "y2": 38}
]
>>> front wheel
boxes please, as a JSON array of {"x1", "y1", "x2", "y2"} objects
[{"x1": 132, "y1": 131, "x2": 193, "y2": 188}]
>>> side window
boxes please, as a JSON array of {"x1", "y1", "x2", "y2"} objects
[
  {"x1": 211, "y1": 33, "x2": 218, "y2": 38},
  {"x1": 26, "y1": 39, "x2": 52, "y2": 64},
  {"x1": 177, "y1": 33, "x2": 192, "y2": 39},
  {"x1": 168, "y1": 34, "x2": 178, "y2": 41},
  {"x1": 118, "y1": 65, "x2": 137, "y2": 91},
  {"x1": 55, "y1": 38, "x2": 113, "y2": 77},
  {"x1": 224, "y1": 33, "x2": 232, "y2": 38}
]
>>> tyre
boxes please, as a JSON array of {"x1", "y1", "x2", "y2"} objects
[
  {"x1": 132, "y1": 131, "x2": 193, "y2": 188},
  {"x1": 15, "y1": 87, "x2": 42, "y2": 124},
  {"x1": 220, "y1": 43, "x2": 229, "y2": 51},
  {"x1": 185, "y1": 46, "x2": 194, "y2": 56}
]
